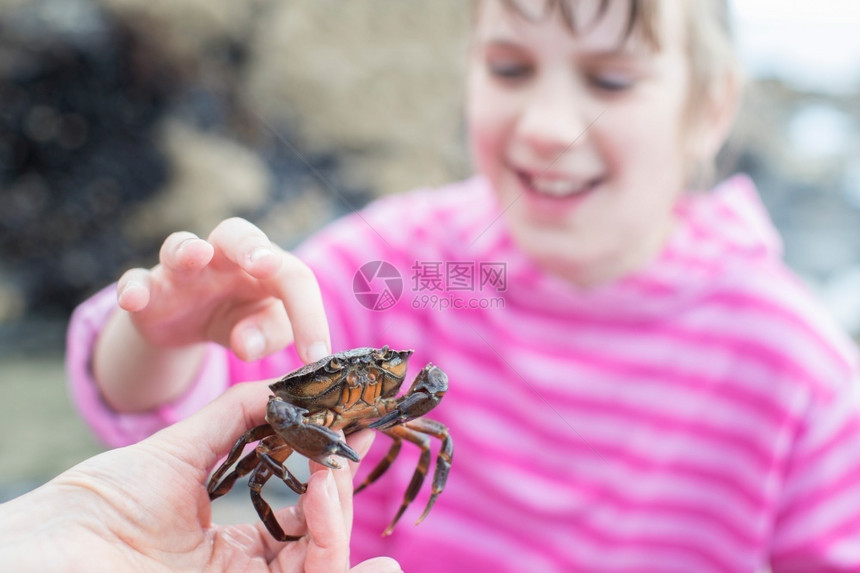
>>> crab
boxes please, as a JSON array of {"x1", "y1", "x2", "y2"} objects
[{"x1": 207, "y1": 346, "x2": 452, "y2": 541}]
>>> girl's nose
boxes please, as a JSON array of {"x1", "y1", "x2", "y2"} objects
[{"x1": 516, "y1": 74, "x2": 595, "y2": 158}]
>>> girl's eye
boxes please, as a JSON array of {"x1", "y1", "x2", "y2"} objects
[
  {"x1": 487, "y1": 60, "x2": 533, "y2": 81},
  {"x1": 589, "y1": 73, "x2": 635, "y2": 92}
]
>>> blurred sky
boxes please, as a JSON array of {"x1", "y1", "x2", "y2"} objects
[{"x1": 731, "y1": 0, "x2": 860, "y2": 94}]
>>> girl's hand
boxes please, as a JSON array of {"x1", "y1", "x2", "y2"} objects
[{"x1": 116, "y1": 217, "x2": 330, "y2": 364}]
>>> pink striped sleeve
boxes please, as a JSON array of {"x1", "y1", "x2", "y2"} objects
[
  {"x1": 66, "y1": 285, "x2": 230, "y2": 446},
  {"x1": 770, "y1": 374, "x2": 860, "y2": 571}
]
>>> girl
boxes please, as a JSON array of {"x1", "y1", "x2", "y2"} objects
[{"x1": 68, "y1": 1, "x2": 860, "y2": 570}]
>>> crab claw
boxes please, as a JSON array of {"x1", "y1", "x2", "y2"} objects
[
  {"x1": 370, "y1": 365, "x2": 448, "y2": 430},
  {"x1": 266, "y1": 396, "x2": 360, "y2": 468},
  {"x1": 295, "y1": 424, "x2": 360, "y2": 468}
]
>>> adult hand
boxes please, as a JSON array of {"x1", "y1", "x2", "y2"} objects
[{"x1": 0, "y1": 382, "x2": 400, "y2": 572}]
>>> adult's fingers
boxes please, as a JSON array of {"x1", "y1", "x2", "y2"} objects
[
  {"x1": 345, "y1": 430, "x2": 376, "y2": 479},
  {"x1": 301, "y1": 462, "x2": 401, "y2": 573},
  {"x1": 301, "y1": 470, "x2": 350, "y2": 573},
  {"x1": 307, "y1": 430, "x2": 375, "y2": 534},
  {"x1": 150, "y1": 381, "x2": 272, "y2": 472},
  {"x1": 351, "y1": 557, "x2": 403, "y2": 573},
  {"x1": 340, "y1": 430, "x2": 375, "y2": 531}
]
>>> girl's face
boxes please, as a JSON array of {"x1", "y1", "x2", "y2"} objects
[{"x1": 468, "y1": 0, "x2": 706, "y2": 287}]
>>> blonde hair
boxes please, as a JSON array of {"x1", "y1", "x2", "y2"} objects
[{"x1": 681, "y1": 0, "x2": 742, "y2": 187}]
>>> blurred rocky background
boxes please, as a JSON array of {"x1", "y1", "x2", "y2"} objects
[
  {"x1": 0, "y1": 0, "x2": 469, "y2": 344},
  {"x1": 0, "y1": 0, "x2": 470, "y2": 502},
  {"x1": 0, "y1": 0, "x2": 858, "y2": 504}
]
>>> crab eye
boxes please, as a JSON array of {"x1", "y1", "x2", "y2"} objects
[
  {"x1": 328, "y1": 358, "x2": 343, "y2": 370},
  {"x1": 371, "y1": 347, "x2": 391, "y2": 361}
]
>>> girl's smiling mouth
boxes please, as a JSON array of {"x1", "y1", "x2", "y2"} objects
[{"x1": 514, "y1": 168, "x2": 603, "y2": 207}]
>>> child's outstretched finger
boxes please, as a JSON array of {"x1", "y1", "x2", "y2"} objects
[
  {"x1": 263, "y1": 252, "x2": 331, "y2": 364},
  {"x1": 116, "y1": 268, "x2": 151, "y2": 312},
  {"x1": 158, "y1": 231, "x2": 214, "y2": 274},
  {"x1": 207, "y1": 217, "x2": 331, "y2": 363},
  {"x1": 229, "y1": 302, "x2": 294, "y2": 361},
  {"x1": 207, "y1": 217, "x2": 282, "y2": 279}
]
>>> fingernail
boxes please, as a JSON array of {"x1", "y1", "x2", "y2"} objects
[
  {"x1": 306, "y1": 341, "x2": 330, "y2": 363},
  {"x1": 245, "y1": 327, "x2": 266, "y2": 360},
  {"x1": 177, "y1": 236, "x2": 199, "y2": 254},
  {"x1": 323, "y1": 470, "x2": 338, "y2": 502},
  {"x1": 249, "y1": 246, "x2": 274, "y2": 264},
  {"x1": 118, "y1": 281, "x2": 143, "y2": 304},
  {"x1": 380, "y1": 560, "x2": 404, "y2": 573}
]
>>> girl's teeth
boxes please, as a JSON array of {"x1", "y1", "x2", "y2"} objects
[{"x1": 530, "y1": 177, "x2": 590, "y2": 197}]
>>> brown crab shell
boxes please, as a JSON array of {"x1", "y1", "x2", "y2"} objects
[{"x1": 267, "y1": 346, "x2": 414, "y2": 411}]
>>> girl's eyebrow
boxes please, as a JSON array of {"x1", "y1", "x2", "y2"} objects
[
  {"x1": 480, "y1": 36, "x2": 651, "y2": 63},
  {"x1": 481, "y1": 37, "x2": 527, "y2": 49},
  {"x1": 584, "y1": 47, "x2": 653, "y2": 61}
]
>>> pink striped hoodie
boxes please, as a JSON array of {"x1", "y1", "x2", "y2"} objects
[{"x1": 67, "y1": 175, "x2": 860, "y2": 572}]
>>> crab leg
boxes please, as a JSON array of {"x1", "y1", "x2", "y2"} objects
[
  {"x1": 208, "y1": 424, "x2": 275, "y2": 499},
  {"x1": 256, "y1": 435, "x2": 306, "y2": 495},
  {"x1": 403, "y1": 417, "x2": 453, "y2": 524},
  {"x1": 249, "y1": 462, "x2": 303, "y2": 542},
  {"x1": 374, "y1": 418, "x2": 453, "y2": 535},
  {"x1": 353, "y1": 436, "x2": 403, "y2": 494},
  {"x1": 378, "y1": 425, "x2": 432, "y2": 536}
]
